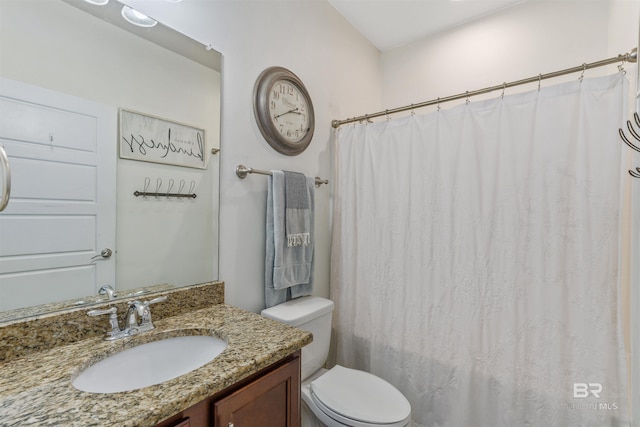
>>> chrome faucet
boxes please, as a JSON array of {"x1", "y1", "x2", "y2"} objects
[
  {"x1": 98, "y1": 285, "x2": 118, "y2": 300},
  {"x1": 126, "y1": 301, "x2": 145, "y2": 330},
  {"x1": 88, "y1": 296, "x2": 168, "y2": 341}
]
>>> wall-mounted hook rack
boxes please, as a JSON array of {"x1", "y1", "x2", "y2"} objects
[{"x1": 134, "y1": 177, "x2": 197, "y2": 198}]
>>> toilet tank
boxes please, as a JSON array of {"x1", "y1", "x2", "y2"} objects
[{"x1": 261, "y1": 296, "x2": 334, "y2": 381}]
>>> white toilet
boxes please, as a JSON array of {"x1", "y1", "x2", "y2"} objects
[{"x1": 262, "y1": 296, "x2": 412, "y2": 427}]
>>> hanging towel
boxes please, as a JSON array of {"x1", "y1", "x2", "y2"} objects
[
  {"x1": 265, "y1": 170, "x2": 314, "y2": 308},
  {"x1": 284, "y1": 171, "x2": 311, "y2": 247}
]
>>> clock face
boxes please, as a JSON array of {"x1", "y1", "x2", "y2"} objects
[
  {"x1": 269, "y1": 80, "x2": 311, "y2": 144},
  {"x1": 253, "y1": 67, "x2": 315, "y2": 156}
]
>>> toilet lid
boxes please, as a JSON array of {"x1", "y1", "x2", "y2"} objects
[{"x1": 310, "y1": 365, "x2": 411, "y2": 425}]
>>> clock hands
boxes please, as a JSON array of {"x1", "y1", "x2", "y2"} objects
[{"x1": 274, "y1": 108, "x2": 303, "y2": 119}]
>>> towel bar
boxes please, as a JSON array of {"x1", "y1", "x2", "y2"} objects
[{"x1": 236, "y1": 165, "x2": 328, "y2": 187}]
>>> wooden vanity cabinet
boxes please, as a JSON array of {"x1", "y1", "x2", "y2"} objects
[{"x1": 156, "y1": 351, "x2": 301, "y2": 427}]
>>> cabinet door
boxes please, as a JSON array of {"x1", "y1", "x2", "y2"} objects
[{"x1": 214, "y1": 356, "x2": 300, "y2": 427}]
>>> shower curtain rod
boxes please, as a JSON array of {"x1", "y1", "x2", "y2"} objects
[{"x1": 331, "y1": 47, "x2": 638, "y2": 129}]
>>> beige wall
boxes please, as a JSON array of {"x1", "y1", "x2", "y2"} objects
[
  {"x1": 380, "y1": 1, "x2": 637, "y2": 108},
  {"x1": 123, "y1": 0, "x2": 383, "y2": 312}
]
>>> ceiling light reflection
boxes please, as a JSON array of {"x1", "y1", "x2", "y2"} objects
[{"x1": 121, "y1": 5, "x2": 157, "y2": 28}]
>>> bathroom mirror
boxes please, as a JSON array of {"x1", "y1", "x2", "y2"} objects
[{"x1": 0, "y1": 0, "x2": 221, "y2": 319}]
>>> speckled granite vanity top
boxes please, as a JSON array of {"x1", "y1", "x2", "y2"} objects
[{"x1": 0, "y1": 283, "x2": 312, "y2": 426}]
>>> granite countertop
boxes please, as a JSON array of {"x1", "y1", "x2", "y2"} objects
[{"x1": 0, "y1": 303, "x2": 312, "y2": 426}]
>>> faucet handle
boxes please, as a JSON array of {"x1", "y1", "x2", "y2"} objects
[
  {"x1": 88, "y1": 307, "x2": 122, "y2": 340},
  {"x1": 146, "y1": 296, "x2": 167, "y2": 306},
  {"x1": 139, "y1": 296, "x2": 167, "y2": 329},
  {"x1": 88, "y1": 306, "x2": 117, "y2": 316}
]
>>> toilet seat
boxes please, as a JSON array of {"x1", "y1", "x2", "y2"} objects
[{"x1": 309, "y1": 365, "x2": 411, "y2": 427}]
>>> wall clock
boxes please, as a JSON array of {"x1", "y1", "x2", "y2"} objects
[{"x1": 253, "y1": 66, "x2": 315, "y2": 156}]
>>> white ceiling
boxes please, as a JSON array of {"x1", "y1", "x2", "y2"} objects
[{"x1": 328, "y1": 0, "x2": 527, "y2": 51}]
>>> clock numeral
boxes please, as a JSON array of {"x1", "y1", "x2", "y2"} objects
[
  {"x1": 270, "y1": 100, "x2": 276, "y2": 110},
  {"x1": 279, "y1": 84, "x2": 295, "y2": 96},
  {"x1": 272, "y1": 90, "x2": 279, "y2": 100}
]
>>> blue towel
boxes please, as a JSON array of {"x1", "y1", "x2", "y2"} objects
[{"x1": 265, "y1": 170, "x2": 314, "y2": 308}]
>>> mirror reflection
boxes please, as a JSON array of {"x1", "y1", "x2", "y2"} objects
[{"x1": 0, "y1": 0, "x2": 221, "y2": 318}]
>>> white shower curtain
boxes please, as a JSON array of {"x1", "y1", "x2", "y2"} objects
[{"x1": 331, "y1": 73, "x2": 630, "y2": 427}]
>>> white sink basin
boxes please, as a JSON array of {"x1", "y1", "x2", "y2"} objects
[{"x1": 72, "y1": 335, "x2": 227, "y2": 393}]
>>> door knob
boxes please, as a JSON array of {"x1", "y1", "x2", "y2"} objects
[{"x1": 91, "y1": 248, "x2": 113, "y2": 260}]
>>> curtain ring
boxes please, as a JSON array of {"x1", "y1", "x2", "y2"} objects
[
  {"x1": 537, "y1": 74, "x2": 542, "y2": 91},
  {"x1": 579, "y1": 63, "x2": 586, "y2": 82},
  {"x1": 618, "y1": 60, "x2": 626, "y2": 74},
  {"x1": 465, "y1": 91, "x2": 470, "y2": 105},
  {"x1": 437, "y1": 97, "x2": 441, "y2": 111},
  {"x1": 501, "y1": 82, "x2": 507, "y2": 99},
  {"x1": 410, "y1": 104, "x2": 415, "y2": 116}
]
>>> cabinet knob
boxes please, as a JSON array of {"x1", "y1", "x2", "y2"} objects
[{"x1": 228, "y1": 423, "x2": 234, "y2": 427}]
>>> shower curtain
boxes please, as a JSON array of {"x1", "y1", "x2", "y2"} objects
[{"x1": 331, "y1": 73, "x2": 630, "y2": 427}]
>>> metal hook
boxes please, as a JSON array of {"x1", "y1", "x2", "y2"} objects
[
  {"x1": 167, "y1": 179, "x2": 175, "y2": 197},
  {"x1": 385, "y1": 109, "x2": 391, "y2": 121},
  {"x1": 155, "y1": 178, "x2": 162, "y2": 197},
  {"x1": 627, "y1": 120, "x2": 640, "y2": 141},
  {"x1": 410, "y1": 104, "x2": 415, "y2": 116},
  {"x1": 579, "y1": 63, "x2": 586, "y2": 82},
  {"x1": 437, "y1": 97, "x2": 441, "y2": 111},
  {"x1": 501, "y1": 82, "x2": 507, "y2": 99},
  {"x1": 618, "y1": 60, "x2": 626, "y2": 74},
  {"x1": 537, "y1": 74, "x2": 542, "y2": 91},
  {"x1": 143, "y1": 177, "x2": 150, "y2": 196},
  {"x1": 188, "y1": 180, "x2": 195, "y2": 195},
  {"x1": 178, "y1": 179, "x2": 185, "y2": 195},
  {"x1": 465, "y1": 91, "x2": 470, "y2": 105},
  {"x1": 619, "y1": 128, "x2": 640, "y2": 152}
]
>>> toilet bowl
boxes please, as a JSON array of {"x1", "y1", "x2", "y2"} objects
[
  {"x1": 262, "y1": 296, "x2": 411, "y2": 427},
  {"x1": 303, "y1": 366, "x2": 411, "y2": 427}
]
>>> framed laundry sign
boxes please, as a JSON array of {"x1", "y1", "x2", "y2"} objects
[{"x1": 119, "y1": 109, "x2": 206, "y2": 169}]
